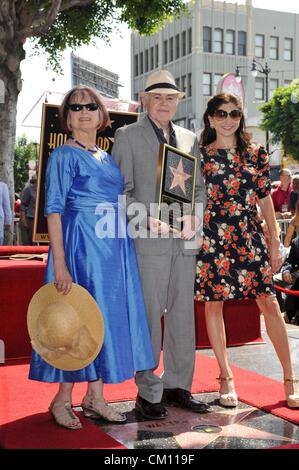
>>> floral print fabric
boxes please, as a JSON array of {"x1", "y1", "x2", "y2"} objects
[{"x1": 195, "y1": 145, "x2": 275, "y2": 301}]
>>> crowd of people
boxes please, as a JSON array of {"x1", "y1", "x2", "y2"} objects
[
  {"x1": 0, "y1": 181, "x2": 12, "y2": 245},
  {"x1": 3, "y1": 71, "x2": 299, "y2": 429},
  {"x1": 268, "y1": 168, "x2": 299, "y2": 324},
  {"x1": 0, "y1": 176, "x2": 37, "y2": 246}
]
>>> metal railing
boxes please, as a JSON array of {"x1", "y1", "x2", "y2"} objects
[{"x1": 276, "y1": 218, "x2": 292, "y2": 243}]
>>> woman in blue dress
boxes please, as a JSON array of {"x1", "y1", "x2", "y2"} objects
[{"x1": 29, "y1": 86, "x2": 155, "y2": 429}]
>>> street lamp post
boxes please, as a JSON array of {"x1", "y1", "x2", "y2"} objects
[
  {"x1": 251, "y1": 59, "x2": 271, "y2": 155},
  {"x1": 235, "y1": 58, "x2": 271, "y2": 154}
]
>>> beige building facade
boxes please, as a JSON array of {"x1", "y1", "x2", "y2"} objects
[{"x1": 131, "y1": 0, "x2": 299, "y2": 169}]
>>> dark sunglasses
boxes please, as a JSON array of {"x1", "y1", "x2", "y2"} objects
[
  {"x1": 213, "y1": 109, "x2": 243, "y2": 121},
  {"x1": 68, "y1": 102, "x2": 99, "y2": 112}
]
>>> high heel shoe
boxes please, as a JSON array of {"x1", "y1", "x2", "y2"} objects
[
  {"x1": 49, "y1": 400, "x2": 82, "y2": 430},
  {"x1": 81, "y1": 395, "x2": 127, "y2": 423},
  {"x1": 284, "y1": 378, "x2": 299, "y2": 408},
  {"x1": 217, "y1": 376, "x2": 238, "y2": 407}
]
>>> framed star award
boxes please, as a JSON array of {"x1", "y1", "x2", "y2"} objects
[{"x1": 156, "y1": 143, "x2": 197, "y2": 231}]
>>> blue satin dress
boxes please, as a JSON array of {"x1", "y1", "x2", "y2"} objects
[{"x1": 29, "y1": 145, "x2": 155, "y2": 383}]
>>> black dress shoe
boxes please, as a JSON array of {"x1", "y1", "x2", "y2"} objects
[
  {"x1": 135, "y1": 395, "x2": 168, "y2": 420},
  {"x1": 162, "y1": 388, "x2": 210, "y2": 413}
]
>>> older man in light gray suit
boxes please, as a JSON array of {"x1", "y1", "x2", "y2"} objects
[{"x1": 112, "y1": 70, "x2": 208, "y2": 420}]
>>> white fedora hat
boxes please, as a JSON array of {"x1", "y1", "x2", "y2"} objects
[
  {"x1": 141, "y1": 70, "x2": 185, "y2": 98},
  {"x1": 27, "y1": 283, "x2": 104, "y2": 371}
]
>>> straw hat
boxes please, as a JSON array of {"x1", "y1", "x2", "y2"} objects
[
  {"x1": 141, "y1": 70, "x2": 185, "y2": 99},
  {"x1": 27, "y1": 283, "x2": 104, "y2": 371}
]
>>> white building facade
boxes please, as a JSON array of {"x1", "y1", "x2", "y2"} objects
[{"x1": 131, "y1": 0, "x2": 299, "y2": 168}]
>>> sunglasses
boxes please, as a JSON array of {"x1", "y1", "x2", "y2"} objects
[
  {"x1": 213, "y1": 109, "x2": 243, "y2": 121},
  {"x1": 68, "y1": 102, "x2": 99, "y2": 112}
]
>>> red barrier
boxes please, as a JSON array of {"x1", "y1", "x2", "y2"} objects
[
  {"x1": 0, "y1": 247, "x2": 264, "y2": 359},
  {"x1": 194, "y1": 299, "x2": 264, "y2": 348}
]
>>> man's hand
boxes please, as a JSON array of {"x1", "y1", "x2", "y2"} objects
[
  {"x1": 147, "y1": 216, "x2": 170, "y2": 235},
  {"x1": 21, "y1": 211, "x2": 28, "y2": 228},
  {"x1": 176, "y1": 215, "x2": 200, "y2": 240},
  {"x1": 282, "y1": 271, "x2": 292, "y2": 284}
]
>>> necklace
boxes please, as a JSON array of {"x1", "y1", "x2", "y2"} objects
[{"x1": 69, "y1": 135, "x2": 99, "y2": 154}]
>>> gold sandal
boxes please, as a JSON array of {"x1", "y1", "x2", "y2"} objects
[
  {"x1": 217, "y1": 376, "x2": 238, "y2": 407},
  {"x1": 49, "y1": 400, "x2": 82, "y2": 430},
  {"x1": 284, "y1": 378, "x2": 299, "y2": 408},
  {"x1": 81, "y1": 396, "x2": 126, "y2": 423}
]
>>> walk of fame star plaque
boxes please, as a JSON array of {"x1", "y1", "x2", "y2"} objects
[
  {"x1": 156, "y1": 143, "x2": 197, "y2": 231},
  {"x1": 33, "y1": 103, "x2": 138, "y2": 242}
]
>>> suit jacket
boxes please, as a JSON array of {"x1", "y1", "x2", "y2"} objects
[
  {"x1": 112, "y1": 114, "x2": 206, "y2": 255},
  {"x1": 281, "y1": 236, "x2": 299, "y2": 274}
]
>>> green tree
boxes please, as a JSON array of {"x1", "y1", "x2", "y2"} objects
[
  {"x1": 259, "y1": 79, "x2": 299, "y2": 161},
  {"x1": 35, "y1": 1, "x2": 187, "y2": 71},
  {"x1": 0, "y1": 0, "x2": 186, "y2": 242},
  {"x1": 14, "y1": 135, "x2": 39, "y2": 195}
]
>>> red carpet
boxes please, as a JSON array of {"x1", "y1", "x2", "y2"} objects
[
  {"x1": 1, "y1": 353, "x2": 298, "y2": 448},
  {"x1": 105, "y1": 355, "x2": 299, "y2": 427},
  {"x1": 0, "y1": 412, "x2": 126, "y2": 449},
  {"x1": 270, "y1": 444, "x2": 299, "y2": 449},
  {"x1": 0, "y1": 359, "x2": 125, "y2": 449}
]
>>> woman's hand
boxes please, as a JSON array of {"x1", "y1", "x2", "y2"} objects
[
  {"x1": 147, "y1": 216, "x2": 170, "y2": 235},
  {"x1": 54, "y1": 262, "x2": 73, "y2": 295},
  {"x1": 269, "y1": 241, "x2": 283, "y2": 274}
]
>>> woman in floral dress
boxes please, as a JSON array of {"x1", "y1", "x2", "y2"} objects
[{"x1": 195, "y1": 93, "x2": 299, "y2": 409}]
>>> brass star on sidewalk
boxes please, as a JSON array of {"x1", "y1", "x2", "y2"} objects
[
  {"x1": 100, "y1": 403, "x2": 297, "y2": 450},
  {"x1": 169, "y1": 159, "x2": 191, "y2": 195}
]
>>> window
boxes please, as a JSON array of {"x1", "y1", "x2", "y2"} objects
[
  {"x1": 182, "y1": 31, "x2": 186, "y2": 56},
  {"x1": 175, "y1": 34, "x2": 180, "y2": 59},
  {"x1": 270, "y1": 36, "x2": 279, "y2": 60},
  {"x1": 187, "y1": 73, "x2": 192, "y2": 97},
  {"x1": 226, "y1": 30, "x2": 235, "y2": 55},
  {"x1": 284, "y1": 80, "x2": 292, "y2": 87},
  {"x1": 174, "y1": 118, "x2": 186, "y2": 128},
  {"x1": 270, "y1": 78, "x2": 279, "y2": 98},
  {"x1": 134, "y1": 54, "x2": 138, "y2": 76},
  {"x1": 181, "y1": 75, "x2": 186, "y2": 96},
  {"x1": 238, "y1": 31, "x2": 246, "y2": 56},
  {"x1": 284, "y1": 38, "x2": 293, "y2": 61},
  {"x1": 203, "y1": 27, "x2": 212, "y2": 53},
  {"x1": 203, "y1": 73, "x2": 212, "y2": 96},
  {"x1": 140, "y1": 52, "x2": 143, "y2": 74},
  {"x1": 214, "y1": 28, "x2": 223, "y2": 54},
  {"x1": 155, "y1": 45, "x2": 159, "y2": 68},
  {"x1": 169, "y1": 37, "x2": 174, "y2": 61},
  {"x1": 255, "y1": 34, "x2": 264, "y2": 58},
  {"x1": 255, "y1": 77, "x2": 264, "y2": 101},
  {"x1": 188, "y1": 28, "x2": 192, "y2": 54},
  {"x1": 150, "y1": 47, "x2": 154, "y2": 70},
  {"x1": 214, "y1": 73, "x2": 223, "y2": 94},
  {"x1": 163, "y1": 40, "x2": 168, "y2": 64},
  {"x1": 145, "y1": 50, "x2": 149, "y2": 73}
]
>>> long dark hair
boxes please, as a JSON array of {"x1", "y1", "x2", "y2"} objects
[{"x1": 200, "y1": 93, "x2": 251, "y2": 158}]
